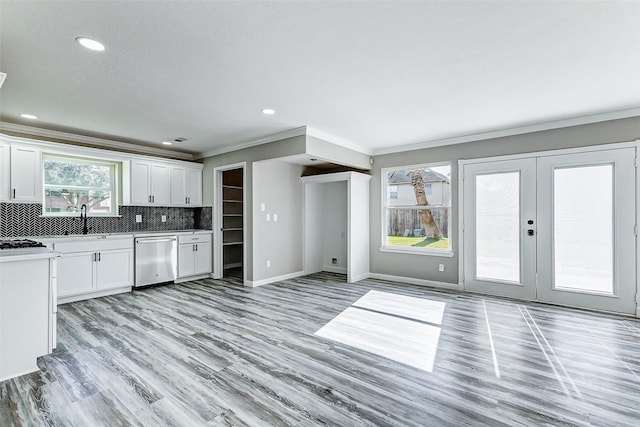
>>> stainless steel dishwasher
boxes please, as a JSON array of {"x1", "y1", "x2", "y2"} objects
[{"x1": 135, "y1": 236, "x2": 177, "y2": 287}]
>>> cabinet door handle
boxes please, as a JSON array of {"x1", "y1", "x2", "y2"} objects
[
  {"x1": 152, "y1": 195, "x2": 155, "y2": 203},
  {"x1": 188, "y1": 197, "x2": 190, "y2": 204},
  {"x1": 195, "y1": 244, "x2": 198, "y2": 251},
  {"x1": 13, "y1": 188, "x2": 16, "y2": 198},
  {"x1": 185, "y1": 197, "x2": 188, "y2": 204},
  {"x1": 148, "y1": 195, "x2": 151, "y2": 203},
  {"x1": 98, "y1": 252, "x2": 101, "y2": 262},
  {"x1": 93, "y1": 253, "x2": 97, "y2": 262}
]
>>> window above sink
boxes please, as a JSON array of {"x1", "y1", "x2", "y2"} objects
[{"x1": 42, "y1": 154, "x2": 120, "y2": 216}]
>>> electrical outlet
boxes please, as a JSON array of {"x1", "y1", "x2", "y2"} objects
[
  {"x1": 266, "y1": 214, "x2": 271, "y2": 221},
  {"x1": 332, "y1": 257, "x2": 338, "y2": 265},
  {"x1": 273, "y1": 214, "x2": 278, "y2": 222},
  {"x1": 438, "y1": 264, "x2": 445, "y2": 272},
  {"x1": 260, "y1": 203, "x2": 266, "y2": 212},
  {"x1": 161, "y1": 215, "x2": 167, "y2": 223},
  {"x1": 266, "y1": 260, "x2": 271, "y2": 268},
  {"x1": 135, "y1": 214, "x2": 142, "y2": 223}
]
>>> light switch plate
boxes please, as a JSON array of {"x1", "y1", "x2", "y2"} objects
[
  {"x1": 135, "y1": 214, "x2": 142, "y2": 223},
  {"x1": 266, "y1": 214, "x2": 270, "y2": 221},
  {"x1": 260, "y1": 203, "x2": 266, "y2": 212},
  {"x1": 161, "y1": 215, "x2": 167, "y2": 222}
]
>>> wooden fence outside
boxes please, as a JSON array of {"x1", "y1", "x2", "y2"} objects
[{"x1": 387, "y1": 208, "x2": 449, "y2": 237}]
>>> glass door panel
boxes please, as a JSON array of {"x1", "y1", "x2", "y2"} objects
[
  {"x1": 475, "y1": 172, "x2": 521, "y2": 283},
  {"x1": 463, "y1": 158, "x2": 537, "y2": 300},
  {"x1": 537, "y1": 148, "x2": 636, "y2": 315},
  {"x1": 553, "y1": 164, "x2": 613, "y2": 294}
]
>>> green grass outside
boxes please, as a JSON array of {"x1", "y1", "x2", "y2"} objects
[{"x1": 387, "y1": 236, "x2": 449, "y2": 249}]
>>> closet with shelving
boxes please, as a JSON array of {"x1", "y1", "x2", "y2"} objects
[{"x1": 222, "y1": 168, "x2": 244, "y2": 277}]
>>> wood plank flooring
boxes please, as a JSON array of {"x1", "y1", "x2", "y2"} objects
[{"x1": 2, "y1": 272, "x2": 640, "y2": 426}]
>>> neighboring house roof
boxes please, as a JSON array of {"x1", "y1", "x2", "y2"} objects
[{"x1": 387, "y1": 169, "x2": 450, "y2": 185}]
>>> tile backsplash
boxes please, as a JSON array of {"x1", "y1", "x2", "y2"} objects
[{"x1": 0, "y1": 203, "x2": 212, "y2": 237}]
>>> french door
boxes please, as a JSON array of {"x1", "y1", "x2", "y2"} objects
[{"x1": 463, "y1": 147, "x2": 637, "y2": 315}]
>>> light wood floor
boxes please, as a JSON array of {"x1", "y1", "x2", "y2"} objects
[{"x1": 2, "y1": 272, "x2": 640, "y2": 426}]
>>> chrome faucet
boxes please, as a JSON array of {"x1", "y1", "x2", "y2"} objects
[{"x1": 80, "y1": 204, "x2": 89, "y2": 234}]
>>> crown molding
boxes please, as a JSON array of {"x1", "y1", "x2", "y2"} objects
[
  {"x1": 372, "y1": 107, "x2": 640, "y2": 156},
  {"x1": 195, "y1": 126, "x2": 308, "y2": 159},
  {"x1": 0, "y1": 121, "x2": 195, "y2": 160}
]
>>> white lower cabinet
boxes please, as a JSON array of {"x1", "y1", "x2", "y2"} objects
[
  {"x1": 54, "y1": 237, "x2": 133, "y2": 303},
  {"x1": 177, "y1": 233, "x2": 212, "y2": 279}
]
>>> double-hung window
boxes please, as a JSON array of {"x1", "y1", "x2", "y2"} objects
[
  {"x1": 382, "y1": 163, "x2": 452, "y2": 256},
  {"x1": 43, "y1": 154, "x2": 119, "y2": 216}
]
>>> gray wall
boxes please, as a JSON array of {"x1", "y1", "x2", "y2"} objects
[
  {"x1": 252, "y1": 160, "x2": 304, "y2": 281},
  {"x1": 201, "y1": 135, "x2": 306, "y2": 281},
  {"x1": 370, "y1": 116, "x2": 640, "y2": 284},
  {"x1": 201, "y1": 132, "x2": 369, "y2": 282}
]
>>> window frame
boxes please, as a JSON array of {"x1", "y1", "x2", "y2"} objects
[
  {"x1": 42, "y1": 153, "x2": 120, "y2": 217},
  {"x1": 380, "y1": 162, "x2": 453, "y2": 257}
]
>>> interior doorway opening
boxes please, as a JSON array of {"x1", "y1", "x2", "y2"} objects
[{"x1": 213, "y1": 163, "x2": 246, "y2": 282}]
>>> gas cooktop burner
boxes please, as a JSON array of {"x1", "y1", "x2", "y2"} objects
[{"x1": 0, "y1": 239, "x2": 46, "y2": 250}]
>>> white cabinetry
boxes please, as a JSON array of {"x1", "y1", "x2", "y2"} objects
[
  {"x1": 126, "y1": 160, "x2": 171, "y2": 206},
  {"x1": 170, "y1": 166, "x2": 203, "y2": 206},
  {"x1": 54, "y1": 236, "x2": 133, "y2": 303},
  {"x1": 0, "y1": 144, "x2": 42, "y2": 202},
  {"x1": 0, "y1": 142, "x2": 9, "y2": 201},
  {"x1": 0, "y1": 253, "x2": 57, "y2": 382},
  {"x1": 177, "y1": 233, "x2": 212, "y2": 280}
]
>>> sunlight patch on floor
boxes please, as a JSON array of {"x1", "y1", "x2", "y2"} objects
[{"x1": 315, "y1": 290, "x2": 445, "y2": 372}]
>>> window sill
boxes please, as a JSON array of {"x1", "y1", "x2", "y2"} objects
[{"x1": 378, "y1": 246, "x2": 455, "y2": 258}]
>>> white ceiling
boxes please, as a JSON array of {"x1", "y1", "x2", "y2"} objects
[{"x1": 1, "y1": 1, "x2": 639, "y2": 157}]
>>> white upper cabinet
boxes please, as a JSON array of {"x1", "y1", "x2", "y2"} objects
[
  {"x1": 129, "y1": 160, "x2": 151, "y2": 205},
  {"x1": 150, "y1": 163, "x2": 171, "y2": 205},
  {"x1": 170, "y1": 165, "x2": 202, "y2": 206},
  {"x1": 187, "y1": 168, "x2": 202, "y2": 206},
  {"x1": 125, "y1": 160, "x2": 173, "y2": 206},
  {"x1": 10, "y1": 145, "x2": 42, "y2": 202},
  {"x1": 0, "y1": 142, "x2": 9, "y2": 201}
]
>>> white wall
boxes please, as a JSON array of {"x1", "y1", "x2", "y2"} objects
[
  {"x1": 321, "y1": 182, "x2": 347, "y2": 273},
  {"x1": 304, "y1": 181, "x2": 348, "y2": 274},
  {"x1": 252, "y1": 160, "x2": 304, "y2": 282}
]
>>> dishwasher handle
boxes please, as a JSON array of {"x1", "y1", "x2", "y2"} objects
[{"x1": 136, "y1": 237, "x2": 178, "y2": 244}]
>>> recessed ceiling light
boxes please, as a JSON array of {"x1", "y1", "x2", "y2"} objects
[
  {"x1": 75, "y1": 37, "x2": 105, "y2": 51},
  {"x1": 261, "y1": 108, "x2": 276, "y2": 115},
  {"x1": 20, "y1": 113, "x2": 38, "y2": 120},
  {"x1": 162, "y1": 141, "x2": 173, "y2": 146}
]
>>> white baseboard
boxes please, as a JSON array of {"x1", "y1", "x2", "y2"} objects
[
  {"x1": 58, "y1": 286, "x2": 131, "y2": 305},
  {"x1": 175, "y1": 274, "x2": 210, "y2": 283},
  {"x1": 367, "y1": 273, "x2": 462, "y2": 291},
  {"x1": 349, "y1": 272, "x2": 371, "y2": 283},
  {"x1": 322, "y1": 265, "x2": 347, "y2": 274},
  {"x1": 245, "y1": 271, "x2": 305, "y2": 288}
]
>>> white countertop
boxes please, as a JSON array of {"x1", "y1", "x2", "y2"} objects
[
  {"x1": 31, "y1": 229, "x2": 212, "y2": 243},
  {"x1": 0, "y1": 247, "x2": 59, "y2": 263}
]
